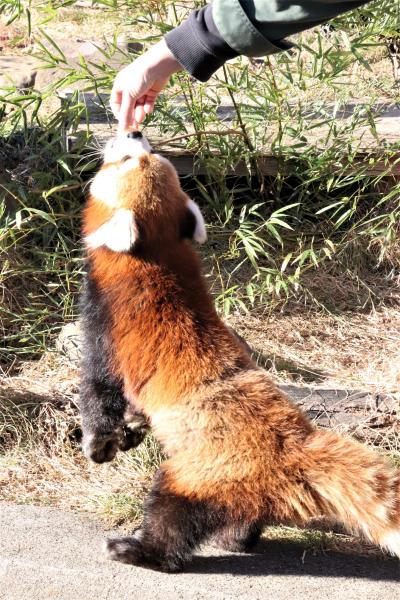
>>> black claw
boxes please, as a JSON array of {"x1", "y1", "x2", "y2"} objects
[{"x1": 119, "y1": 426, "x2": 149, "y2": 451}]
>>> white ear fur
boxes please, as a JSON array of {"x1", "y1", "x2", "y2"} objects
[
  {"x1": 187, "y1": 199, "x2": 207, "y2": 244},
  {"x1": 85, "y1": 209, "x2": 138, "y2": 253}
]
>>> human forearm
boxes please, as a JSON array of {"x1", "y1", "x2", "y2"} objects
[
  {"x1": 165, "y1": 1, "x2": 371, "y2": 81},
  {"x1": 112, "y1": 0, "x2": 373, "y2": 129}
]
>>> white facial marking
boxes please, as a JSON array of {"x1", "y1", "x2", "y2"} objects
[
  {"x1": 119, "y1": 156, "x2": 140, "y2": 174},
  {"x1": 104, "y1": 134, "x2": 152, "y2": 163},
  {"x1": 187, "y1": 199, "x2": 207, "y2": 244},
  {"x1": 85, "y1": 209, "x2": 138, "y2": 252},
  {"x1": 381, "y1": 530, "x2": 400, "y2": 557},
  {"x1": 90, "y1": 166, "x2": 119, "y2": 207}
]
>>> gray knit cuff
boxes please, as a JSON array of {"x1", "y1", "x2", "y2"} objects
[{"x1": 165, "y1": 8, "x2": 238, "y2": 82}]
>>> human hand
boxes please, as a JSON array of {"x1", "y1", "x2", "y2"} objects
[{"x1": 111, "y1": 39, "x2": 182, "y2": 133}]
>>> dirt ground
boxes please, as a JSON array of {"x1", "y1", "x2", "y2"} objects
[
  {"x1": 2, "y1": 503, "x2": 399, "y2": 600},
  {"x1": 227, "y1": 306, "x2": 400, "y2": 393}
]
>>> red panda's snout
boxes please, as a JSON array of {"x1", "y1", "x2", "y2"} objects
[
  {"x1": 88, "y1": 134, "x2": 157, "y2": 212},
  {"x1": 103, "y1": 133, "x2": 153, "y2": 165}
]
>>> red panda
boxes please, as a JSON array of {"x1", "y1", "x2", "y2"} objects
[{"x1": 80, "y1": 131, "x2": 400, "y2": 572}]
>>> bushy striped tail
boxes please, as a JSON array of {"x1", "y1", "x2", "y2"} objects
[{"x1": 303, "y1": 429, "x2": 400, "y2": 557}]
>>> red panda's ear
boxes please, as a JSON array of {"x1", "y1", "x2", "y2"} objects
[
  {"x1": 85, "y1": 209, "x2": 138, "y2": 253},
  {"x1": 183, "y1": 199, "x2": 207, "y2": 244}
]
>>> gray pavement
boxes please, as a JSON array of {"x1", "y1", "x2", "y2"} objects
[{"x1": 0, "y1": 503, "x2": 399, "y2": 600}]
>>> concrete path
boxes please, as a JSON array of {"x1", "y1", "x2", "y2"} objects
[{"x1": 0, "y1": 504, "x2": 399, "y2": 600}]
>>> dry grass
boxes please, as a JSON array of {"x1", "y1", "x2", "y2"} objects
[
  {"x1": 0, "y1": 307, "x2": 399, "y2": 557},
  {"x1": 227, "y1": 305, "x2": 400, "y2": 393},
  {"x1": 262, "y1": 523, "x2": 390, "y2": 559},
  {"x1": 0, "y1": 355, "x2": 161, "y2": 527},
  {"x1": 1, "y1": 301, "x2": 399, "y2": 512},
  {"x1": 0, "y1": 22, "x2": 32, "y2": 54},
  {"x1": 2, "y1": 2, "x2": 158, "y2": 56}
]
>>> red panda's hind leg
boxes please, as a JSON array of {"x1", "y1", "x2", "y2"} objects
[
  {"x1": 211, "y1": 521, "x2": 262, "y2": 553},
  {"x1": 105, "y1": 468, "x2": 228, "y2": 572}
]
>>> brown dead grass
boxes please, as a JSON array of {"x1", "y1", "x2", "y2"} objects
[
  {"x1": 0, "y1": 5, "x2": 162, "y2": 73},
  {"x1": 0, "y1": 355, "x2": 161, "y2": 526},
  {"x1": 0, "y1": 355, "x2": 398, "y2": 558},
  {"x1": 262, "y1": 523, "x2": 390, "y2": 559},
  {"x1": 0, "y1": 22, "x2": 32, "y2": 54},
  {"x1": 1, "y1": 301, "x2": 399, "y2": 506},
  {"x1": 227, "y1": 305, "x2": 400, "y2": 393}
]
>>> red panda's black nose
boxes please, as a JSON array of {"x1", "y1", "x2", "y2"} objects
[{"x1": 127, "y1": 131, "x2": 143, "y2": 139}]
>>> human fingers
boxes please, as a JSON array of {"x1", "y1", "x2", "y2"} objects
[
  {"x1": 143, "y1": 95, "x2": 155, "y2": 115},
  {"x1": 132, "y1": 82, "x2": 166, "y2": 124},
  {"x1": 110, "y1": 86, "x2": 122, "y2": 119},
  {"x1": 141, "y1": 77, "x2": 169, "y2": 117},
  {"x1": 134, "y1": 98, "x2": 146, "y2": 126},
  {"x1": 118, "y1": 90, "x2": 137, "y2": 134},
  {"x1": 111, "y1": 39, "x2": 181, "y2": 129}
]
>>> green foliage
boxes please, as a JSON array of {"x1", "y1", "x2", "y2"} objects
[{"x1": 1, "y1": 0, "x2": 399, "y2": 362}]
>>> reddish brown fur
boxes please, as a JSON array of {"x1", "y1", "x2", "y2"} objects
[{"x1": 83, "y1": 149, "x2": 400, "y2": 562}]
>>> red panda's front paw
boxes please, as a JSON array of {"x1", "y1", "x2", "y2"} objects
[
  {"x1": 82, "y1": 431, "x2": 120, "y2": 463},
  {"x1": 82, "y1": 422, "x2": 149, "y2": 463}
]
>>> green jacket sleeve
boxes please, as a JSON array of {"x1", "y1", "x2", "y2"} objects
[
  {"x1": 165, "y1": 1, "x2": 371, "y2": 81},
  {"x1": 213, "y1": 0, "x2": 369, "y2": 56}
]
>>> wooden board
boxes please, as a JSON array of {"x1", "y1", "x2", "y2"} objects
[
  {"x1": 62, "y1": 92, "x2": 400, "y2": 177},
  {"x1": 280, "y1": 384, "x2": 399, "y2": 448}
]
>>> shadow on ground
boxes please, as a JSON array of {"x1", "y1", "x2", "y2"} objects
[{"x1": 189, "y1": 538, "x2": 399, "y2": 581}]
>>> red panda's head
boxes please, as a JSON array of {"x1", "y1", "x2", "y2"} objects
[{"x1": 84, "y1": 133, "x2": 206, "y2": 254}]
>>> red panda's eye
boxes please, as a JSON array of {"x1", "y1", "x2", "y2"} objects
[{"x1": 121, "y1": 155, "x2": 131, "y2": 163}]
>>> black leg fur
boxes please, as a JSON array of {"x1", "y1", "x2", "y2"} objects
[
  {"x1": 211, "y1": 521, "x2": 262, "y2": 553},
  {"x1": 79, "y1": 267, "x2": 148, "y2": 463},
  {"x1": 105, "y1": 469, "x2": 227, "y2": 571}
]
